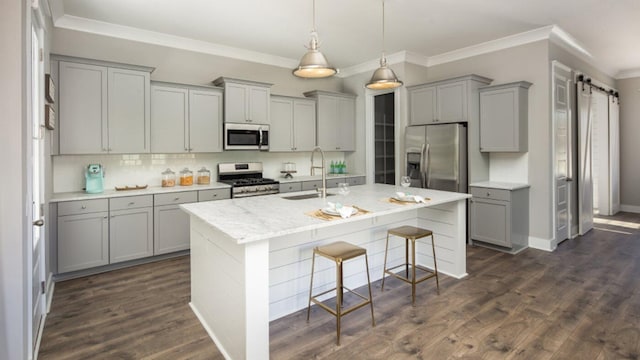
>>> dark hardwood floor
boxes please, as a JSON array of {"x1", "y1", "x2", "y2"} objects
[{"x1": 40, "y1": 212, "x2": 640, "y2": 359}]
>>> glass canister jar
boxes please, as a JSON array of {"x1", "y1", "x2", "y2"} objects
[
  {"x1": 161, "y1": 168, "x2": 176, "y2": 187},
  {"x1": 179, "y1": 167, "x2": 194, "y2": 186},
  {"x1": 197, "y1": 167, "x2": 211, "y2": 185}
]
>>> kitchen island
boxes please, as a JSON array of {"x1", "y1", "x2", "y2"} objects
[{"x1": 181, "y1": 183, "x2": 470, "y2": 359}]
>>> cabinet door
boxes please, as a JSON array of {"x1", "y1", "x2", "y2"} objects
[
  {"x1": 58, "y1": 212, "x2": 109, "y2": 272},
  {"x1": 154, "y1": 205, "x2": 191, "y2": 255},
  {"x1": 409, "y1": 86, "x2": 437, "y2": 125},
  {"x1": 109, "y1": 207, "x2": 153, "y2": 263},
  {"x1": 59, "y1": 61, "x2": 108, "y2": 154},
  {"x1": 316, "y1": 96, "x2": 338, "y2": 150},
  {"x1": 108, "y1": 68, "x2": 151, "y2": 153},
  {"x1": 347, "y1": 176, "x2": 366, "y2": 186},
  {"x1": 224, "y1": 83, "x2": 248, "y2": 123},
  {"x1": 337, "y1": 97, "x2": 355, "y2": 151},
  {"x1": 470, "y1": 198, "x2": 511, "y2": 247},
  {"x1": 151, "y1": 85, "x2": 188, "y2": 153},
  {"x1": 189, "y1": 89, "x2": 223, "y2": 152},
  {"x1": 480, "y1": 87, "x2": 521, "y2": 152},
  {"x1": 437, "y1": 81, "x2": 467, "y2": 123},
  {"x1": 248, "y1": 86, "x2": 270, "y2": 124},
  {"x1": 293, "y1": 100, "x2": 316, "y2": 151},
  {"x1": 269, "y1": 97, "x2": 294, "y2": 151}
]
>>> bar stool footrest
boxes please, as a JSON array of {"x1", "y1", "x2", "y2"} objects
[
  {"x1": 310, "y1": 286, "x2": 372, "y2": 317},
  {"x1": 384, "y1": 263, "x2": 437, "y2": 285}
]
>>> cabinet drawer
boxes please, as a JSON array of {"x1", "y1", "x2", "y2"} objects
[
  {"x1": 110, "y1": 195, "x2": 153, "y2": 211},
  {"x1": 302, "y1": 180, "x2": 323, "y2": 191},
  {"x1": 326, "y1": 178, "x2": 345, "y2": 189},
  {"x1": 347, "y1": 176, "x2": 365, "y2": 186},
  {"x1": 470, "y1": 187, "x2": 511, "y2": 202},
  {"x1": 154, "y1": 191, "x2": 198, "y2": 206},
  {"x1": 279, "y1": 182, "x2": 302, "y2": 193},
  {"x1": 198, "y1": 189, "x2": 231, "y2": 202},
  {"x1": 58, "y1": 199, "x2": 108, "y2": 216}
]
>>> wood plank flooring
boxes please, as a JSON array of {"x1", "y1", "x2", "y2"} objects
[{"x1": 39, "y1": 212, "x2": 640, "y2": 359}]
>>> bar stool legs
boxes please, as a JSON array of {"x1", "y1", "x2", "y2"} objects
[
  {"x1": 381, "y1": 226, "x2": 440, "y2": 305},
  {"x1": 307, "y1": 241, "x2": 375, "y2": 346}
]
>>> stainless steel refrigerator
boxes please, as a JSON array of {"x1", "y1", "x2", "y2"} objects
[{"x1": 405, "y1": 123, "x2": 467, "y2": 193}]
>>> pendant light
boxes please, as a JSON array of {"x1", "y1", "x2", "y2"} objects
[
  {"x1": 293, "y1": 0, "x2": 337, "y2": 78},
  {"x1": 366, "y1": 0, "x2": 403, "y2": 89}
]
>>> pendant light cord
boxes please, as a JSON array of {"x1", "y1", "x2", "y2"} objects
[
  {"x1": 312, "y1": 0, "x2": 317, "y2": 33},
  {"x1": 382, "y1": 0, "x2": 386, "y2": 57}
]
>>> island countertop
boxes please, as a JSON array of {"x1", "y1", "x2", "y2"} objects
[{"x1": 180, "y1": 183, "x2": 470, "y2": 244}]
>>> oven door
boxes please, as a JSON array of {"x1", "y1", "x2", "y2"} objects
[{"x1": 225, "y1": 123, "x2": 270, "y2": 151}]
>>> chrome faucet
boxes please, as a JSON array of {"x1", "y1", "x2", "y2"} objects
[{"x1": 310, "y1": 146, "x2": 327, "y2": 198}]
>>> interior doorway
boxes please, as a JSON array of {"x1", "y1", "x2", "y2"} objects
[
  {"x1": 374, "y1": 93, "x2": 395, "y2": 184},
  {"x1": 29, "y1": 17, "x2": 47, "y2": 357}
]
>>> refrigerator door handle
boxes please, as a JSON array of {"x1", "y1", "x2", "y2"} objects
[
  {"x1": 419, "y1": 143, "x2": 426, "y2": 188},
  {"x1": 424, "y1": 143, "x2": 431, "y2": 188}
]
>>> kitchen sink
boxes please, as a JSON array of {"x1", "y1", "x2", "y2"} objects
[{"x1": 281, "y1": 193, "x2": 335, "y2": 200}]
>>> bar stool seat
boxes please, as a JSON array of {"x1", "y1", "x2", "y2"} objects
[
  {"x1": 381, "y1": 225, "x2": 440, "y2": 305},
  {"x1": 307, "y1": 241, "x2": 375, "y2": 345}
]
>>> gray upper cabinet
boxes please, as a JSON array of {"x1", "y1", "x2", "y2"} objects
[
  {"x1": 304, "y1": 91, "x2": 356, "y2": 151},
  {"x1": 59, "y1": 61, "x2": 108, "y2": 154},
  {"x1": 107, "y1": 68, "x2": 151, "y2": 153},
  {"x1": 57, "y1": 58, "x2": 152, "y2": 155},
  {"x1": 270, "y1": 96, "x2": 316, "y2": 152},
  {"x1": 213, "y1": 77, "x2": 272, "y2": 124},
  {"x1": 151, "y1": 83, "x2": 223, "y2": 153},
  {"x1": 479, "y1": 81, "x2": 531, "y2": 152},
  {"x1": 408, "y1": 76, "x2": 491, "y2": 125}
]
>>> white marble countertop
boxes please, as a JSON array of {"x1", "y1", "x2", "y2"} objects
[
  {"x1": 50, "y1": 182, "x2": 231, "y2": 202},
  {"x1": 181, "y1": 183, "x2": 470, "y2": 244},
  {"x1": 469, "y1": 181, "x2": 530, "y2": 190},
  {"x1": 277, "y1": 173, "x2": 366, "y2": 183}
]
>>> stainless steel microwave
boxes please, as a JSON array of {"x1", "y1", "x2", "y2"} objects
[{"x1": 224, "y1": 123, "x2": 269, "y2": 151}]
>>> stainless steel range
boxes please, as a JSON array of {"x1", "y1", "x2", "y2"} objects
[{"x1": 218, "y1": 162, "x2": 279, "y2": 198}]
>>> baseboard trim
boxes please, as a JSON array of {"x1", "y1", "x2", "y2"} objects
[
  {"x1": 528, "y1": 236, "x2": 557, "y2": 252},
  {"x1": 620, "y1": 204, "x2": 640, "y2": 214}
]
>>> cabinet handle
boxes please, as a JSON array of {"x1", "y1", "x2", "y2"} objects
[
  {"x1": 212, "y1": 194, "x2": 217, "y2": 197},
  {"x1": 486, "y1": 192, "x2": 490, "y2": 197},
  {"x1": 174, "y1": 197, "x2": 180, "y2": 201},
  {"x1": 185, "y1": 147, "x2": 188, "y2": 151},
  {"x1": 103, "y1": 216, "x2": 108, "y2": 219},
  {"x1": 81, "y1": 205, "x2": 86, "y2": 209},
  {"x1": 128, "y1": 202, "x2": 135, "y2": 206}
]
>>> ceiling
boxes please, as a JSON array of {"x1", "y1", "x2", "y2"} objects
[{"x1": 49, "y1": 0, "x2": 640, "y2": 79}]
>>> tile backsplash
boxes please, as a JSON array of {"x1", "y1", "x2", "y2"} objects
[{"x1": 52, "y1": 151, "x2": 345, "y2": 193}]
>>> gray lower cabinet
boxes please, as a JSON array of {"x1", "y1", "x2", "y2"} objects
[
  {"x1": 198, "y1": 188, "x2": 231, "y2": 202},
  {"x1": 154, "y1": 191, "x2": 198, "y2": 255},
  {"x1": 279, "y1": 182, "x2": 302, "y2": 193},
  {"x1": 347, "y1": 176, "x2": 366, "y2": 186},
  {"x1": 109, "y1": 195, "x2": 154, "y2": 263},
  {"x1": 57, "y1": 199, "x2": 109, "y2": 273},
  {"x1": 469, "y1": 186, "x2": 529, "y2": 250}
]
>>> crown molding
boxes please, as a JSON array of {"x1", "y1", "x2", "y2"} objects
[
  {"x1": 338, "y1": 51, "x2": 409, "y2": 78},
  {"x1": 616, "y1": 69, "x2": 640, "y2": 80},
  {"x1": 427, "y1": 25, "x2": 555, "y2": 67},
  {"x1": 48, "y1": 0, "x2": 64, "y2": 23},
  {"x1": 53, "y1": 14, "x2": 299, "y2": 69}
]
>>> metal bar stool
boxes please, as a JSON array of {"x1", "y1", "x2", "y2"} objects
[
  {"x1": 381, "y1": 225, "x2": 440, "y2": 305},
  {"x1": 307, "y1": 241, "x2": 375, "y2": 345}
]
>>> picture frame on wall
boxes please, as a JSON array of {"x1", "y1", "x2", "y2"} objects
[
  {"x1": 45, "y1": 104, "x2": 55, "y2": 130},
  {"x1": 45, "y1": 74, "x2": 55, "y2": 103}
]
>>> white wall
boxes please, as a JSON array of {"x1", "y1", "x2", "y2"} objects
[
  {"x1": 618, "y1": 77, "x2": 640, "y2": 212},
  {"x1": 0, "y1": 0, "x2": 28, "y2": 359}
]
